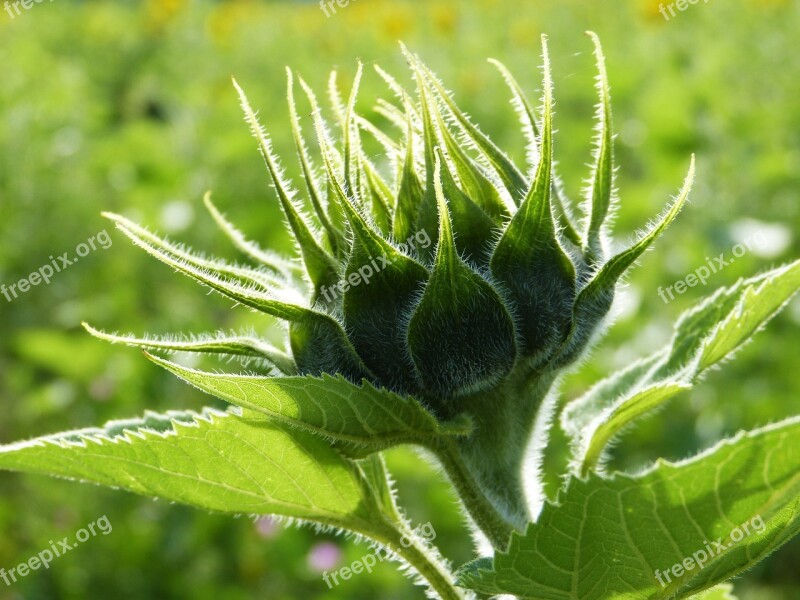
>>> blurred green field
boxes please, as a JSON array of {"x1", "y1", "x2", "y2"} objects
[{"x1": 0, "y1": 0, "x2": 798, "y2": 598}]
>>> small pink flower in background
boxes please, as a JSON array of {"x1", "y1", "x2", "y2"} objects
[
  {"x1": 307, "y1": 541, "x2": 343, "y2": 573},
  {"x1": 254, "y1": 516, "x2": 280, "y2": 539}
]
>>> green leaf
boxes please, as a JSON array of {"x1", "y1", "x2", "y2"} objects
[
  {"x1": 356, "y1": 453, "x2": 402, "y2": 522},
  {"x1": 486, "y1": 58, "x2": 540, "y2": 172},
  {"x1": 412, "y1": 60, "x2": 446, "y2": 263},
  {"x1": 144, "y1": 353, "x2": 470, "y2": 452},
  {"x1": 374, "y1": 63, "x2": 422, "y2": 128},
  {"x1": 356, "y1": 113, "x2": 402, "y2": 161},
  {"x1": 689, "y1": 584, "x2": 737, "y2": 600},
  {"x1": 563, "y1": 259, "x2": 800, "y2": 475},
  {"x1": 343, "y1": 76, "x2": 395, "y2": 237},
  {"x1": 327, "y1": 69, "x2": 347, "y2": 130},
  {"x1": 107, "y1": 211, "x2": 299, "y2": 313},
  {"x1": 575, "y1": 383, "x2": 691, "y2": 476},
  {"x1": 561, "y1": 353, "x2": 664, "y2": 436},
  {"x1": 407, "y1": 156, "x2": 517, "y2": 400},
  {"x1": 458, "y1": 417, "x2": 800, "y2": 599},
  {"x1": 698, "y1": 259, "x2": 800, "y2": 369},
  {"x1": 374, "y1": 97, "x2": 413, "y2": 136},
  {"x1": 356, "y1": 113, "x2": 403, "y2": 188},
  {"x1": 0, "y1": 408, "x2": 390, "y2": 533}
]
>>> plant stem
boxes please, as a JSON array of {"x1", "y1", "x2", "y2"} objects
[
  {"x1": 431, "y1": 438, "x2": 517, "y2": 550},
  {"x1": 376, "y1": 517, "x2": 470, "y2": 600},
  {"x1": 428, "y1": 370, "x2": 559, "y2": 550}
]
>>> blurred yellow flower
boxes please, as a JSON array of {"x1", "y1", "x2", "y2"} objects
[
  {"x1": 381, "y1": 4, "x2": 413, "y2": 40},
  {"x1": 145, "y1": 0, "x2": 186, "y2": 32},
  {"x1": 206, "y1": 0, "x2": 260, "y2": 46},
  {"x1": 433, "y1": 4, "x2": 457, "y2": 35}
]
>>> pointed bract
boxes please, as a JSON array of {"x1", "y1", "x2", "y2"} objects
[
  {"x1": 286, "y1": 69, "x2": 346, "y2": 257},
  {"x1": 407, "y1": 157, "x2": 517, "y2": 404},
  {"x1": 490, "y1": 37, "x2": 577, "y2": 362},
  {"x1": 488, "y1": 58, "x2": 581, "y2": 244},
  {"x1": 233, "y1": 79, "x2": 339, "y2": 294},
  {"x1": 583, "y1": 32, "x2": 616, "y2": 260}
]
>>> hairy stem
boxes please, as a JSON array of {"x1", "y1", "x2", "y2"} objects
[
  {"x1": 375, "y1": 516, "x2": 470, "y2": 600},
  {"x1": 431, "y1": 437, "x2": 518, "y2": 549},
  {"x1": 430, "y1": 369, "x2": 559, "y2": 550}
]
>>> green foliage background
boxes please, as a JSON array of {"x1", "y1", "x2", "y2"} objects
[{"x1": 0, "y1": 0, "x2": 797, "y2": 598}]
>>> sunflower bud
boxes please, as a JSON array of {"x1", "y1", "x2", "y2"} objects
[{"x1": 102, "y1": 34, "x2": 692, "y2": 444}]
